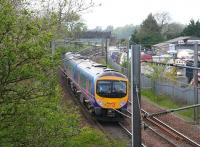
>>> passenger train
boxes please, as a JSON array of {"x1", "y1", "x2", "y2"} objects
[{"x1": 63, "y1": 52, "x2": 128, "y2": 121}]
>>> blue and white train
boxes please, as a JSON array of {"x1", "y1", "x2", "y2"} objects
[{"x1": 63, "y1": 52, "x2": 128, "y2": 121}]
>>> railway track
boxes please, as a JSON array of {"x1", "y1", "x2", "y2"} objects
[
  {"x1": 114, "y1": 99, "x2": 177, "y2": 146},
  {"x1": 60, "y1": 64, "x2": 200, "y2": 147},
  {"x1": 59, "y1": 66, "x2": 131, "y2": 146},
  {"x1": 142, "y1": 109, "x2": 200, "y2": 147},
  {"x1": 126, "y1": 100, "x2": 200, "y2": 146}
]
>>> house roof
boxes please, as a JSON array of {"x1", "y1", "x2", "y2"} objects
[{"x1": 153, "y1": 36, "x2": 200, "y2": 48}]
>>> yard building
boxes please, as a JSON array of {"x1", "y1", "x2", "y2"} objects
[{"x1": 152, "y1": 36, "x2": 200, "y2": 55}]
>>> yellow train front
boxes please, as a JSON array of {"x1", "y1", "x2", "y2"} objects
[
  {"x1": 94, "y1": 72, "x2": 128, "y2": 121},
  {"x1": 63, "y1": 53, "x2": 128, "y2": 121}
]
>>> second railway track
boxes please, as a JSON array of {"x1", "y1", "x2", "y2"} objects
[
  {"x1": 60, "y1": 64, "x2": 200, "y2": 147},
  {"x1": 142, "y1": 109, "x2": 200, "y2": 147}
]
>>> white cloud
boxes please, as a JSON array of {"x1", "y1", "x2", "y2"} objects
[{"x1": 82, "y1": 0, "x2": 200, "y2": 29}]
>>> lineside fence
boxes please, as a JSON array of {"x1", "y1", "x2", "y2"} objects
[{"x1": 108, "y1": 55, "x2": 200, "y2": 104}]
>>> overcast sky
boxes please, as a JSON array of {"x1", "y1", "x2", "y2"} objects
[{"x1": 82, "y1": 0, "x2": 200, "y2": 29}]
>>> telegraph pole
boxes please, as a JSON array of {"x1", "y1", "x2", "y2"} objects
[{"x1": 131, "y1": 45, "x2": 141, "y2": 147}]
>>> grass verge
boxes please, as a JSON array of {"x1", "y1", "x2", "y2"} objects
[{"x1": 141, "y1": 89, "x2": 198, "y2": 121}]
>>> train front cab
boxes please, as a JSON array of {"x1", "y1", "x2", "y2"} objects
[{"x1": 94, "y1": 76, "x2": 128, "y2": 121}]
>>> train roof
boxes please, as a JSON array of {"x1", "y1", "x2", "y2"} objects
[{"x1": 64, "y1": 52, "x2": 127, "y2": 79}]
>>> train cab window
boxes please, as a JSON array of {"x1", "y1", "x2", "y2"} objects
[
  {"x1": 96, "y1": 80, "x2": 127, "y2": 98},
  {"x1": 113, "y1": 81, "x2": 126, "y2": 94}
]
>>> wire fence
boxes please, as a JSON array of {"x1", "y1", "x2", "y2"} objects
[{"x1": 108, "y1": 56, "x2": 200, "y2": 105}]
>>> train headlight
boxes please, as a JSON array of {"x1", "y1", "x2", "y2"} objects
[
  {"x1": 97, "y1": 100, "x2": 104, "y2": 107},
  {"x1": 120, "y1": 101, "x2": 126, "y2": 107}
]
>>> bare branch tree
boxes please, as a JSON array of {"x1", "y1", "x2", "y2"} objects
[{"x1": 154, "y1": 12, "x2": 171, "y2": 28}]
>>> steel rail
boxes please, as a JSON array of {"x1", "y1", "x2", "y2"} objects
[
  {"x1": 112, "y1": 109, "x2": 131, "y2": 119},
  {"x1": 143, "y1": 123, "x2": 178, "y2": 147},
  {"x1": 126, "y1": 110, "x2": 132, "y2": 115},
  {"x1": 61, "y1": 61, "x2": 147, "y2": 147},
  {"x1": 143, "y1": 112, "x2": 182, "y2": 140},
  {"x1": 129, "y1": 98, "x2": 200, "y2": 146},
  {"x1": 118, "y1": 123, "x2": 147, "y2": 147},
  {"x1": 118, "y1": 122, "x2": 132, "y2": 137},
  {"x1": 142, "y1": 109, "x2": 200, "y2": 147}
]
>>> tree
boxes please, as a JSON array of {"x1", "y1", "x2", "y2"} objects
[
  {"x1": 182, "y1": 19, "x2": 200, "y2": 37},
  {"x1": 154, "y1": 12, "x2": 171, "y2": 29},
  {"x1": 163, "y1": 23, "x2": 185, "y2": 39},
  {"x1": 153, "y1": 12, "x2": 185, "y2": 40},
  {"x1": 0, "y1": 1, "x2": 65, "y2": 145},
  {"x1": 0, "y1": 1, "x2": 124, "y2": 146},
  {"x1": 130, "y1": 13, "x2": 163, "y2": 47},
  {"x1": 37, "y1": 0, "x2": 94, "y2": 38}
]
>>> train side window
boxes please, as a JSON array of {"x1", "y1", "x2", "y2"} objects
[
  {"x1": 87, "y1": 80, "x2": 91, "y2": 94},
  {"x1": 88, "y1": 80, "x2": 90, "y2": 93},
  {"x1": 89, "y1": 80, "x2": 92, "y2": 94},
  {"x1": 68, "y1": 65, "x2": 71, "y2": 76},
  {"x1": 86, "y1": 80, "x2": 89, "y2": 91},
  {"x1": 80, "y1": 73, "x2": 86, "y2": 89},
  {"x1": 83, "y1": 76, "x2": 86, "y2": 89},
  {"x1": 71, "y1": 65, "x2": 74, "y2": 74},
  {"x1": 80, "y1": 73, "x2": 83, "y2": 87},
  {"x1": 77, "y1": 72, "x2": 80, "y2": 84}
]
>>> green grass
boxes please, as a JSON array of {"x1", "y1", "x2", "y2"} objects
[
  {"x1": 68, "y1": 127, "x2": 126, "y2": 147},
  {"x1": 141, "y1": 89, "x2": 198, "y2": 121}
]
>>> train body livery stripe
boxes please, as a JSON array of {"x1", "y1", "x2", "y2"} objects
[{"x1": 97, "y1": 72, "x2": 126, "y2": 78}]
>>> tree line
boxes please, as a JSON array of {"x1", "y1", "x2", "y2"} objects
[
  {"x1": 0, "y1": 0, "x2": 124, "y2": 146},
  {"x1": 96, "y1": 12, "x2": 200, "y2": 48},
  {"x1": 130, "y1": 12, "x2": 200, "y2": 48}
]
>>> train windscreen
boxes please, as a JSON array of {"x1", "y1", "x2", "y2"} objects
[{"x1": 96, "y1": 80, "x2": 127, "y2": 98}]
